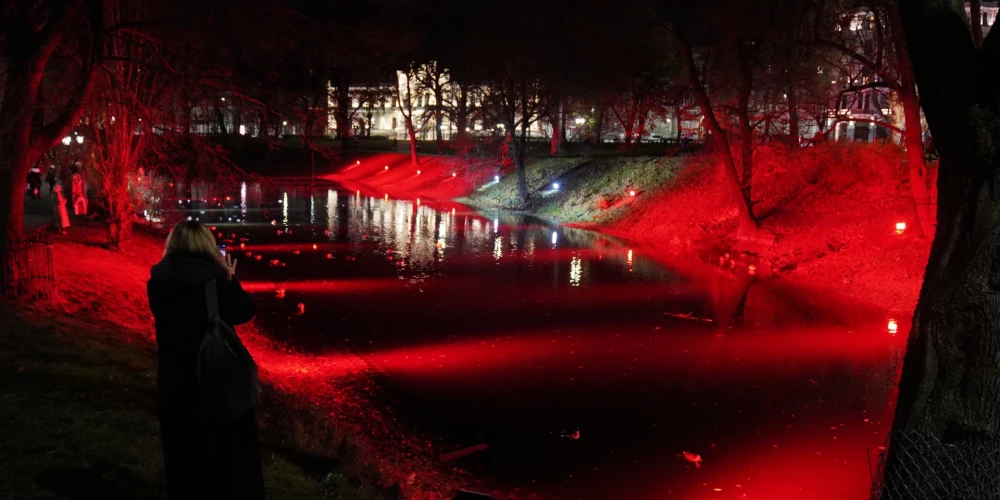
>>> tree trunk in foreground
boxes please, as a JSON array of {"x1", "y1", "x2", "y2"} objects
[
  {"x1": 882, "y1": 2, "x2": 1000, "y2": 497},
  {"x1": 891, "y1": 6, "x2": 937, "y2": 240},
  {"x1": 1, "y1": 0, "x2": 99, "y2": 297}
]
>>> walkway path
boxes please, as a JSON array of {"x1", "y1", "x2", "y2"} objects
[{"x1": 24, "y1": 190, "x2": 54, "y2": 233}]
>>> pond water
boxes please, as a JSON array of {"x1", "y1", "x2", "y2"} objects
[{"x1": 167, "y1": 179, "x2": 904, "y2": 500}]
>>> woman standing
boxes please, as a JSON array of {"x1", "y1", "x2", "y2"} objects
[
  {"x1": 71, "y1": 171, "x2": 88, "y2": 215},
  {"x1": 146, "y1": 221, "x2": 263, "y2": 499},
  {"x1": 51, "y1": 185, "x2": 70, "y2": 234}
]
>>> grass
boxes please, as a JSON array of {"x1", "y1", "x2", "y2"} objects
[
  {"x1": 0, "y1": 224, "x2": 397, "y2": 500},
  {"x1": 461, "y1": 156, "x2": 683, "y2": 224},
  {"x1": 460, "y1": 157, "x2": 588, "y2": 209}
]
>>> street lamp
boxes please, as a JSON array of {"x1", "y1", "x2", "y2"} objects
[
  {"x1": 62, "y1": 137, "x2": 71, "y2": 146},
  {"x1": 75, "y1": 136, "x2": 84, "y2": 144}
]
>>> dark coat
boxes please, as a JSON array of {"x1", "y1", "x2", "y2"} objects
[{"x1": 147, "y1": 252, "x2": 263, "y2": 500}]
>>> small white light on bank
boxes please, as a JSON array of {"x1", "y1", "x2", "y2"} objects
[
  {"x1": 453, "y1": 172, "x2": 457, "y2": 177},
  {"x1": 888, "y1": 319, "x2": 898, "y2": 335},
  {"x1": 551, "y1": 232, "x2": 558, "y2": 245},
  {"x1": 385, "y1": 166, "x2": 389, "y2": 170},
  {"x1": 629, "y1": 190, "x2": 636, "y2": 197},
  {"x1": 282, "y1": 120, "x2": 288, "y2": 126},
  {"x1": 553, "y1": 183, "x2": 560, "y2": 190},
  {"x1": 417, "y1": 170, "x2": 421, "y2": 175},
  {"x1": 62, "y1": 137, "x2": 71, "y2": 145},
  {"x1": 494, "y1": 175, "x2": 500, "y2": 182},
  {"x1": 76, "y1": 136, "x2": 84, "y2": 144},
  {"x1": 895, "y1": 222, "x2": 906, "y2": 234}
]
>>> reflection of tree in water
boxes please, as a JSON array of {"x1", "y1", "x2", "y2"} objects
[{"x1": 708, "y1": 273, "x2": 754, "y2": 331}]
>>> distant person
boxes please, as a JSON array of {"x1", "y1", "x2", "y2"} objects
[
  {"x1": 45, "y1": 167, "x2": 57, "y2": 195},
  {"x1": 146, "y1": 221, "x2": 263, "y2": 500},
  {"x1": 71, "y1": 172, "x2": 87, "y2": 215},
  {"x1": 27, "y1": 166, "x2": 42, "y2": 199},
  {"x1": 51, "y1": 185, "x2": 70, "y2": 234}
]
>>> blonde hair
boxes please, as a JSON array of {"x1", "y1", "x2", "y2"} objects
[{"x1": 164, "y1": 220, "x2": 219, "y2": 258}]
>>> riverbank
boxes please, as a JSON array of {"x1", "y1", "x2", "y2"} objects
[
  {"x1": 0, "y1": 222, "x2": 465, "y2": 500},
  {"x1": 337, "y1": 144, "x2": 930, "y2": 318}
]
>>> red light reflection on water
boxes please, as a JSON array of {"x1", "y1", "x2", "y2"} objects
[{"x1": 241, "y1": 279, "x2": 398, "y2": 294}]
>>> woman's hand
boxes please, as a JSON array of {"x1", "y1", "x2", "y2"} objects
[{"x1": 219, "y1": 253, "x2": 238, "y2": 280}]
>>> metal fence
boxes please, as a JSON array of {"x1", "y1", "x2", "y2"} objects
[
  {"x1": 871, "y1": 430, "x2": 1000, "y2": 500},
  {"x1": 0, "y1": 233, "x2": 56, "y2": 299}
]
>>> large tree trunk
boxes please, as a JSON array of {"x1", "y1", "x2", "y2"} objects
[
  {"x1": 594, "y1": 104, "x2": 605, "y2": 143},
  {"x1": 550, "y1": 96, "x2": 562, "y2": 155},
  {"x1": 902, "y1": 87, "x2": 936, "y2": 239},
  {"x1": 434, "y1": 86, "x2": 444, "y2": 142},
  {"x1": 512, "y1": 131, "x2": 529, "y2": 208},
  {"x1": 1, "y1": 3, "x2": 99, "y2": 296},
  {"x1": 891, "y1": 6, "x2": 936, "y2": 239},
  {"x1": 737, "y1": 46, "x2": 756, "y2": 208},
  {"x1": 786, "y1": 83, "x2": 800, "y2": 146},
  {"x1": 335, "y1": 80, "x2": 351, "y2": 149},
  {"x1": 971, "y1": 0, "x2": 983, "y2": 46},
  {"x1": 455, "y1": 85, "x2": 469, "y2": 144},
  {"x1": 405, "y1": 119, "x2": 419, "y2": 167},
  {"x1": 882, "y1": 2, "x2": 1000, "y2": 496}
]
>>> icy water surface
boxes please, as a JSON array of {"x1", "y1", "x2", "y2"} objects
[{"x1": 169, "y1": 179, "x2": 904, "y2": 500}]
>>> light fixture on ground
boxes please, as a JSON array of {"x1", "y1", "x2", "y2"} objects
[
  {"x1": 494, "y1": 175, "x2": 500, "y2": 182},
  {"x1": 62, "y1": 137, "x2": 71, "y2": 145},
  {"x1": 552, "y1": 182, "x2": 560, "y2": 191},
  {"x1": 75, "y1": 136, "x2": 84, "y2": 144},
  {"x1": 629, "y1": 190, "x2": 636, "y2": 197},
  {"x1": 895, "y1": 222, "x2": 906, "y2": 234},
  {"x1": 417, "y1": 170, "x2": 421, "y2": 175},
  {"x1": 888, "y1": 319, "x2": 898, "y2": 335}
]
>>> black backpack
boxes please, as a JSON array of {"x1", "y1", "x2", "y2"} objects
[{"x1": 196, "y1": 279, "x2": 261, "y2": 420}]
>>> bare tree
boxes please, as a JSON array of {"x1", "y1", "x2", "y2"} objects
[
  {"x1": 87, "y1": 0, "x2": 173, "y2": 248},
  {"x1": 483, "y1": 71, "x2": 547, "y2": 207},
  {"x1": 395, "y1": 65, "x2": 422, "y2": 168},
  {"x1": 807, "y1": 0, "x2": 934, "y2": 237},
  {"x1": 673, "y1": 26, "x2": 762, "y2": 240}
]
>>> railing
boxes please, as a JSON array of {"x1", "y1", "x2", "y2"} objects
[{"x1": 0, "y1": 233, "x2": 56, "y2": 299}]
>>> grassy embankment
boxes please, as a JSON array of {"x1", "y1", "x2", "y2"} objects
[
  {"x1": 0, "y1": 223, "x2": 405, "y2": 500},
  {"x1": 459, "y1": 144, "x2": 931, "y2": 316}
]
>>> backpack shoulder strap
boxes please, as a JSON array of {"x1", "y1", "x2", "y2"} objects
[{"x1": 205, "y1": 278, "x2": 220, "y2": 320}]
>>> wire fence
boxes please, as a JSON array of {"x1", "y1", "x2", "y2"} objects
[
  {"x1": 871, "y1": 430, "x2": 1000, "y2": 500},
  {"x1": 0, "y1": 233, "x2": 56, "y2": 300}
]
